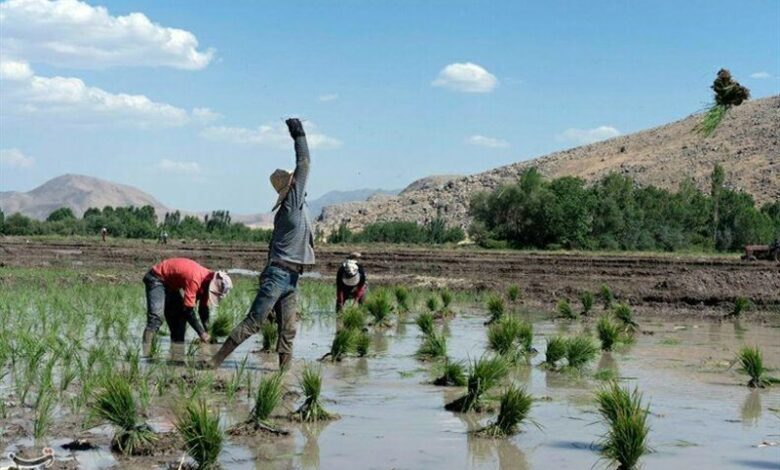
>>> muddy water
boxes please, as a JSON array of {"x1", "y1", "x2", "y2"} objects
[
  {"x1": 3, "y1": 312, "x2": 780, "y2": 469},
  {"x1": 206, "y1": 313, "x2": 780, "y2": 470}
]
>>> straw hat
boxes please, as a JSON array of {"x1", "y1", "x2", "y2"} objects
[
  {"x1": 208, "y1": 271, "x2": 233, "y2": 307},
  {"x1": 270, "y1": 169, "x2": 294, "y2": 210}
]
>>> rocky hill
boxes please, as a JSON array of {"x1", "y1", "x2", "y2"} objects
[
  {"x1": 0, "y1": 174, "x2": 170, "y2": 220},
  {"x1": 319, "y1": 95, "x2": 780, "y2": 232}
]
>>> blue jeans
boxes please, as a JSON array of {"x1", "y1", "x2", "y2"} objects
[{"x1": 229, "y1": 264, "x2": 299, "y2": 354}]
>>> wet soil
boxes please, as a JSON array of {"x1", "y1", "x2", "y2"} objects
[{"x1": 1, "y1": 238, "x2": 778, "y2": 314}]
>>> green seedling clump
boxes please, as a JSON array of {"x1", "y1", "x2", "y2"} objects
[
  {"x1": 209, "y1": 310, "x2": 232, "y2": 341},
  {"x1": 565, "y1": 334, "x2": 599, "y2": 370},
  {"x1": 476, "y1": 385, "x2": 533, "y2": 437},
  {"x1": 729, "y1": 297, "x2": 751, "y2": 319},
  {"x1": 507, "y1": 285, "x2": 521, "y2": 302},
  {"x1": 294, "y1": 364, "x2": 335, "y2": 422},
  {"x1": 580, "y1": 291, "x2": 594, "y2": 316},
  {"x1": 426, "y1": 296, "x2": 440, "y2": 313},
  {"x1": 595, "y1": 382, "x2": 650, "y2": 470},
  {"x1": 417, "y1": 332, "x2": 447, "y2": 361},
  {"x1": 597, "y1": 316, "x2": 620, "y2": 351},
  {"x1": 738, "y1": 346, "x2": 775, "y2": 388},
  {"x1": 416, "y1": 312, "x2": 435, "y2": 336},
  {"x1": 485, "y1": 295, "x2": 506, "y2": 324},
  {"x1": 544, "y1": 336, "x2": 567, "y2": 367},
  {"x1": 90, "y1": 375, "x2": 157, "y2": 456},
  {"x1": 365, "y1": 290, "x2": 394, "y2": 327},
  {"x1": 613, "y1": 304, "x2": 639, "y2": 333},
  {"x1": 247, "y1": 372, "x2": 285, "y2": 433},
  {"x1": 433, "y1": 360, "x2": 467, "y2": 387},
  {"x1": 261, "y1": 322, "x2": 278, "y2": 353},
  {"x1": 355, "y1": 332, "x2": 371, "y2": 357},
  {"x1": 394, "y1": 286, "x2": 411, "y2": 312},
  {"x1": 557, "y1": 299, "x2": 576, "y2": 319},
  {"x1": 176, "y1": 399, "x2": 223, "y2": 470},
  {"x1": 329, "y1": 329, "x2": 358, "y2": 361},
  {"x1": 445, "y1": 356, "x2": 509, "y2": 412},
  {"x1": 600, "y1": 284, "x2": 614, "y2": 309}
]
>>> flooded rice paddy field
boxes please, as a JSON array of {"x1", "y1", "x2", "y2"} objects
[{"x1": 1, "y1": 275, "x2": 779, "y2": 469}]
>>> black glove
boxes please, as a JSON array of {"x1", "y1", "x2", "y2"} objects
[{"x1": 285, "y1": 118, "x2": 306, "y2": 138}]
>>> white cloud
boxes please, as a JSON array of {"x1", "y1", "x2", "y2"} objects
[
  {"x1": 1, "y1": 58, "x2": 190, "y2": 127},
  {"x1": 0, "y1": 58, "x2": 34, "y2": 80},
  {"x1": 556, "y1": 126, "x2": 621, "y2": 145},
  {"x1": 155, "y1": 158, "x2": 201, "y2": 175},
  {"x1": 467, "y1": 135, "x2": 509, "y2": 149},
  {"x1": 0, "y1": 148, "x2": 35, "y2": 168},
  {"x1": 432, "y1": 62, "x2": 498, "y2": 93},
  {"x1": 201, "y1": 122, "x2": 342, "y2": 150},
  {"x1": 750, "y1": 71, "x2": 772, "y2": 79},
  {"x1": 0, "y1": 0, "x2": 214, "y2": 69},
  {"x1": 318, "y1": 94, "x2": 339, "y2": 102},
  {"x1": 192, "y1": 107, "x2": 222, "y2": 123}
]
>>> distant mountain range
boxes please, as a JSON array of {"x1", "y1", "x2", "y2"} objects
[{"x1": 0, "y1": 173, "x2": 398, "y2": 228}]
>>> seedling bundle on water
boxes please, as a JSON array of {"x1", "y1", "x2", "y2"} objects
[
  {"x1": 738, "y1": 346, "x2": 777, "y2": 388},
  {"x1": 445, "y1": 356, "x2": 509, "y2": 412},
  {"x1": 208, "y1": 310, "x2": 232, "y2": 342},
  {"x1": 365, "y1": 290, "x2": 394, "y2": 327},
  {"x1": 416, "y1": 312, "x2": 435, "y2": 336},
  {"x1": 90, "y1": 375, "x2": 157, "y2": 456},
  {"x1": 261, "y1": 322, "x2": 278, "y2": 352},
  {"x1": 595, "y1": 382, "x2": 650, "y2": 470},
  {"x1": 393, "y1": 286, "x2": 411, "y2": 312},
  {"x1": 417, "y1": 331, "x2": 448, "y2": 360},
  {"x1": 241, "y1": 372, "x2": 288, "y2": 435},
  {"x1": 176, "y1": 399, "x2": 223, "y2": 470},
  {"x1": 487, "y1": 315, "x2": 534, "y2": 360},
  {"x1": 475, "y1": 385, "x2": 534, "y2": 437},
  {"x1": 433, "y1": 359, "x2": 467, "y2": 386},
  {"x1": 485, "y1": 295, "x2": 506, "y2": 325},
  {"x1": 294, "y1": 364, "x2": 336, "y2": 422}
]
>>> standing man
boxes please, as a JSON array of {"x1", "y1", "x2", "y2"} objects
[
  {"x1": 336, "y1": 253, "x2": 367, "y2": 312},
  {"x1": 142, "y1": 257, "x2": 232, "y2": 350},
  {"x1": 211, "y1": 118, "x2": 315, "y2": 369},
  {"x1": 100, "y1": 227, "x2": 107, "y2": 242}
]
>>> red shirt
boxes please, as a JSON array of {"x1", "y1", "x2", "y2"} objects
[{"x1": 151, "y1": 258, "x2": 213, "y2": 308}]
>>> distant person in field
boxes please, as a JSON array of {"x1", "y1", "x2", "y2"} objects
[
  {"x1": 211, "y1": 118, "x2": 314, "y2": 370},
  {"x1": 101, "y1": 227, "x2": 107, "y2": 242},
  {"x1": 336, "y1": 253, "x2": 367, "y2": 312},
  {"x1": 141, "y1": 257, "x2": 232, "y2": 352}
]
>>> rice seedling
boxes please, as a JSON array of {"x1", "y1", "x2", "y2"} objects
[
  {"x1": 557, "y1": 299, "x2": 576, "y2": 320},
  {"x1": 597, "y1": 316, "x2": 620, "y2": 351},
  {"x1": 365, "y1": 290, "x2": 394, "y2": 327},
  {"x1": 394, "y1": 286, "x2": 411, "y2": 312},
  {"x1": 441, "y1": 290, "x2": 453, "y2": 309},
  {"x1": 416, "y1": 312, "x2": 435, "y2": 336},
  {"x1": 340, "y1": 305, "x2": 367, "y2": 331},
  {"x1": 225, "y1": 356, "x2": 248, "y2": 402},
  {"x1": 517, "y1": 321, "x2": 534, "y2": 353},
  {"x1": 209, "y1": 310, "x2": 233, "y2": 342},
  {"x1": 329, "y1": 328, "x2": 358, "y2": 361},
  {"x1": 445, "y1": 356, "x2": 509, "y2": 412},
  {"x1": 595, "y1": 382, "x2": 650, "y2": 470},
  {"x1": 250, "y1": 372, "x2": 285, "y2": 431},
  {"x1": 600, "y1": 284, "x2": 614, "y2": 309},
  {"x1": 417, "y1": 332, "x2": 447, "y2": 360},
  {"x1": 294, "y1": 364, "x2": 334, "y2": 422},
  {"x1": 613, "y1": 304, "x2": 639, "y2": 332},
  {"x1": 90, "y1": 375, "x2": 157, "y2": 455},
  {"x1": 433, "y1": 359, "x2": 467, "y2": 386},
  {"x1": 261, "y1": 322, "x2": 278, "y2": 353},
  {"x1": 485, "y1": 295, "x2": 505, "y2": 324},
  {"x1": 544, "y1": 336, "x2": 567, "y2": 367},
  {"x1": 426, "y1": 296, "x2": 440, "y2": 313},
  {"x1": 580, "y1": 291, "x2": 594, "y2": 316},
  {"x1": 176, "y1": 399, "x2": 223, "y2": 469},
  {"x1": 355, "y1": 332, "x2": 371, "y2": 357},
  {"x1": 475, "y1": 385, "x2": 534, "y2": 437},
  {"x1": 738, "y1": 346, "x2": 774, "y2": 388},
  {"x1": 487, "y1": 316, "x2": 521, "y2": 358},
  {"x1": 33, "y1": 389, "x2": 55, "y2": 440},
  {"x1": 565, "y1": 334, "x2": 599, "y2": 370},
  {"x1": 728, "y1": 297, "x2": 751, "y2": 319},
  {"x1": 507, "y1": 284, "x2": 521, "y2": 303}
]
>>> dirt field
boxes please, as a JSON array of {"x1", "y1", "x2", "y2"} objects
[{"x1": 2, "y1": 238, "x2": 778, "y2": 314}]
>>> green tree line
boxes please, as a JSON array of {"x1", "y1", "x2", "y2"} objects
[
  {"x1": 468, "y1": 167, "x2": 779, "y2": 252},
  {"x1": 0, "y1": 206, "x2": 272, "y2": 243},
  {"x1": 328, "y1": 218, "x2": 466, "y2": 245}
]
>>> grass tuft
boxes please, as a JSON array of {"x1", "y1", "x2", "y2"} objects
[
  {"x1": 355, "y1": 332, "x2": 371, "y2": 357},
  {"x1": 176, "y1": 399, "x2": 223, "y2": 470},
  {"x1": 251, "y1": 372, "x2": 284, "y2": 425},
  {"x1": 294, "y1": 364, "x2": 334, "y2": 422},
  {"x1": 565, "y1": 334, "x2": 599, "y2": 370},
  {"x1": 613, "y1": 304, "x2": 639, "y2": 332},
  {"x1": 417, "y1": 332, "x2": 447, "y2": 360},
  {"x1": 597, "y1": 316, "x2": 620, "y2": 351},
  {"x1": 544, "y1": 336, "x2": 567, "y2": 366},
  {"x1": 365, "y1": 290, "x2": 394, "y2": 327},
  {"x1": 476, "y1": 385, "x2": 533, "y2": 437},
  {"x1": 507, "y1": 285, "x2": 521, "y2": 303},
  {"x1": 209, "y1": 310, "x2": 233, "y2": 341},
  {"x1": 486, "y1": 295, "x2": 506, "y2": 324},
  {"x1": 557, "y1": 299, "x2": 576, "y2": 319},
  {"x1": 600, "y1": 284, "x2": 614, "y2": 310},
  {"x1": 91, "y1": 375, "x2": 157, "y2": 456},
  {"x1": 261, "y1": 322, "x2": 278, "y2": 353},
  {"x1": 416, "y1": 312, "x2": 435, "y2": 336},
  {"x1": 393, "y1": 286, "x2": 411, "y2": 312},
  {"x1": 445, "y1": 356, "x2": 509, "y2": 412},
  {"x1": 596, "y1": 382, "x2": 650, "y2": 470},
  {"x1": 580, "y1": 291, "x2": 594, "y2": 316},
  {"x1": 729, "y1": 297, "x2": 751, "y2": 319},
  {"x1": 426, "y1": 296, "x2": 440, "y2": 313},
  {"x1": 330, "y1": 329, "x2": 358, "y2": 361},
  {"x1": 738, "y1": 346, "x2": 772, "y2": 388},
  {"x1": 433, "y1": 360, "x2": 467, "y2": 386},
  {"x1": 441, "y1": 290, "x2": 453, "y2": 309}
]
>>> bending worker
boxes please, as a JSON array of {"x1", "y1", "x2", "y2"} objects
[
  {"x1": 142, "y1": 257, "x2": 232, "y2": 350},
  {"x1": 336, "y1": 253, "x2": 367, "y2": 312},
  {"x1": 211, "y1": 118, "x2": 314, "y2": 370}
]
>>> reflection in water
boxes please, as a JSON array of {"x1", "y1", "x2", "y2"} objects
[
  {"x1": 740, "y1": 390, "x2": 762, "y2": 427},
  {"x1": 372, "y1": 331, "x2": 390, "y2": 354},
  {"x1": 596, "y1": 352, "x2": 618, "y2": 375},
  {"x1": 513, "y1": 360, "x2": 532, "y2": 387},
  {"x1": 333, "y1": 357, "x2": 370, "y2": 382},
  {"x1": 544, "y1": 369, "x2": 589, "y2": 390},
  {"x1": 395, "y1": 317, "x2": 408, "y2": 337},
  {"x1": 253, "y1": 432, "x2": 296, "y2": 470},
  {"x1": 708, "y1": 322, "x2": 722, "y2": 343},
  {"x1": 460, "y1": 413, "x2": 530, "y2": 470},
  {"x1": 300, "y1": 422, "x2": 329, "y2": 469},
  {"x1": 732, "y1": 320, "x2": 747, "y2": 340}
]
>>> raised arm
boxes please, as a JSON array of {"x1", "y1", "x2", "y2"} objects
[{"x1": 286, "y1": 118, "x2": 310, "y2": 203}]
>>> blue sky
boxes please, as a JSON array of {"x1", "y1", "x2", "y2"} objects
[{"x1": 1, "y1": 0, "x2": 778, "y2": 214}]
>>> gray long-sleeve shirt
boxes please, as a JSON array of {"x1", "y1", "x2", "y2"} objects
[{"x1": 268, "y1": 134, "x2": 316, "y2": 266}]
